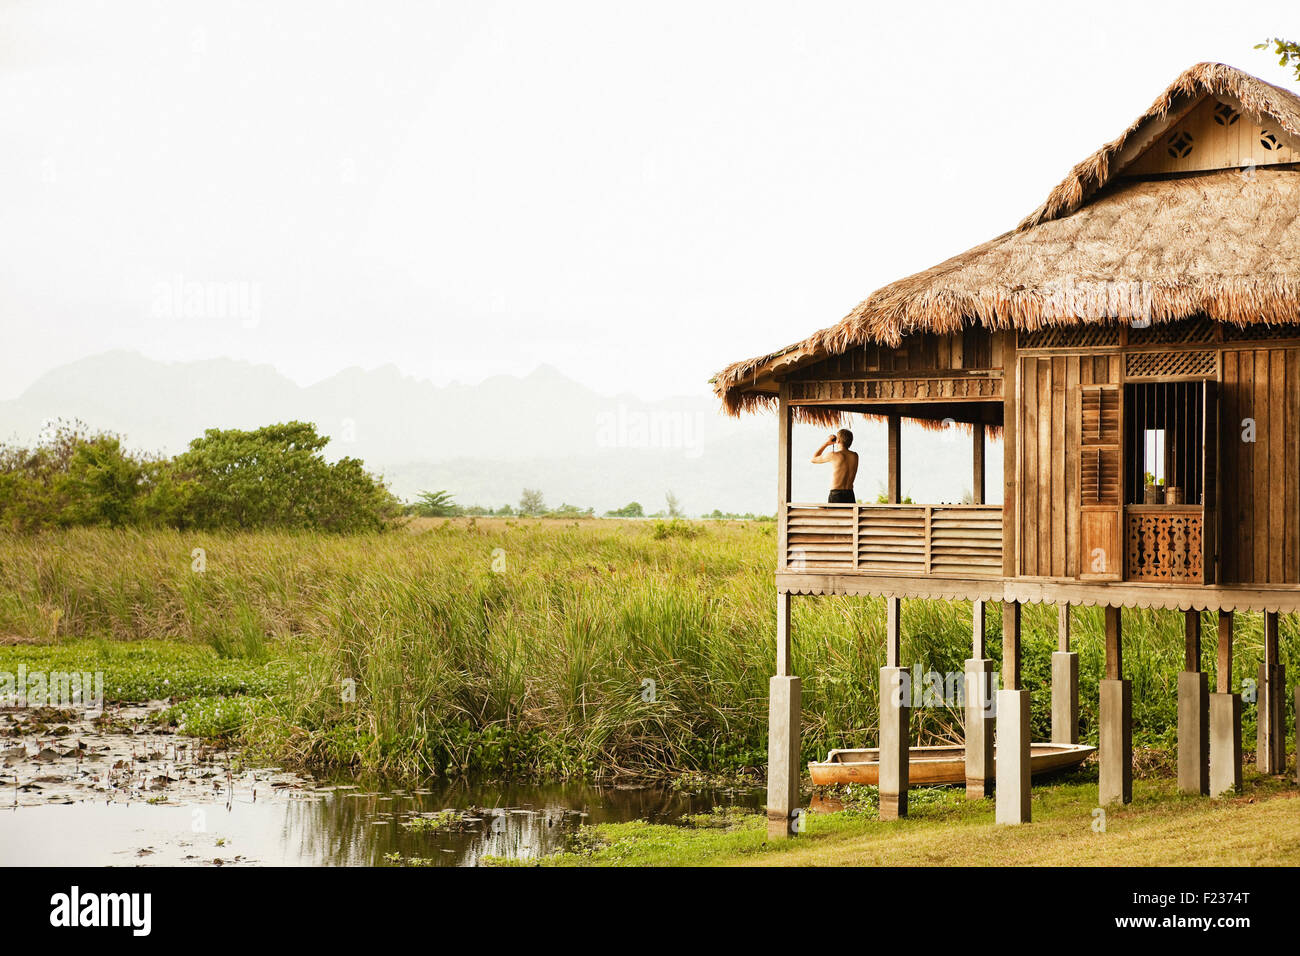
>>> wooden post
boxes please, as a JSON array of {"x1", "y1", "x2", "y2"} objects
[
  {"x1": 972, "y1": 600, "x2": 986, "y2": 659},
  {"x1": 1002, "y1": 331, "x2": 1017, "y2": 580},
  {"x1": 1099, "y1": 605, "x2": 1132, "y2": 805},
  {"x1": 995, "y1": 600, "x2": 1030, "y2": 823},
  {"x1": 776, "y1": 592, "x2": 792, "y2": 678},
  {"x1": 1001, "y1": 601, "x2": 1021, "y2": 691},
  {"x1": 1257, "y1": 611, "x2": 1285, "y2": 774},
  {"x1": 776, "y1": 385, "x2": 792, "y2": 568},
  {"x1": 886, "y1": 597, "x2": 901, "y2": 669},
  {"x1": 887, "y1": 414, "x2": 901, "y2": 504},
  {"x1": 1052, "y1": 604, "x2": 1078, "y2": 745},
  {"x1": 972, "y1": 422, "x2": 986, "y2": 505},
  {"x1": 1178, "y1": 610, "x2": 1209, "y2": 795},
  {"x1": 1210, "y1": 610, "x2": 1242, "y2": 796}
]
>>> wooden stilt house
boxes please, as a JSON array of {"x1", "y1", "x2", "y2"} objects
[{"x1": 713, "y1": 63, "x2": 1300, "y2": 831}]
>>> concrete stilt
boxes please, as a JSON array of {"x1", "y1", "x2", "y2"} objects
[
  {"x1": 1257, "y1": 612, "x2": 1285, "y2": 774},
  {"x1": 1178, "y1": 610, "x2": 1208, "y2": 795},
  {"x1": 879, "y1": 666, "x2": 910, "y2": 820},
  {"x1": 964, "y1": 657, "x2": 995, "y2": 798},
  {"x1": 1209, "y1": 692, "x2": 1242, "y2": 797},
  {"x1": 1177, "y1": 670, "x2": 1210, "y2": 795},
  {"x1": 1099, "y1": 679, "x2": 1133, "y2": 805},
  {"x1": 1051, "y1": 652, "x2": 1079, "y2": 744},
  {"x1": 995, "y1": 601, "x2": 1029, "y2": 824},
  {"x1": 995, "y1": 689, "x2": 1031, "y2": 824},
  {"x1": 766, "y1": 675, "x2": 801, "y2": 838}
]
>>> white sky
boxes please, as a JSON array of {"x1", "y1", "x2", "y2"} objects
[{"x1": 2, "y1": 0, "x2": 1297, "y2": 401}]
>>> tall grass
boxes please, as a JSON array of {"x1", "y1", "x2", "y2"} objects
[{"x1": 0, "y1": 520, "x2": 1293, "y2": 779}]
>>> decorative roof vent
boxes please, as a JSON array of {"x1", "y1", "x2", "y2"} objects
[
  {"x1": 1167, "y1": 131, "x2": 1194, "y2": 158},
  {"x1": 1213, "y1": 102, "x2": 1240, "y2": 126},
  {"x1": 1260, "y1": 129, "x2": 1280, "y2": 150}
]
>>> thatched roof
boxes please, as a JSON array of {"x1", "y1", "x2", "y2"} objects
[{"x1": 715, "y1": 63, "x2": 1300, "y2": 418}]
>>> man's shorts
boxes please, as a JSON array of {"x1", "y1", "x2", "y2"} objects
[{"x1": 827, "y1": 489, "x2": 856, "y2": 504}]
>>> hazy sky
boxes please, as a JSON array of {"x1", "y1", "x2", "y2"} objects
[{"x1": 2, "y1": 0, "x2": 1297, "y2": 402}]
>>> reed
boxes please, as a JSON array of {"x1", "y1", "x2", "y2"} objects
[{"x1": 0, "y1": 520, "x2": 1290, "y2": 779}]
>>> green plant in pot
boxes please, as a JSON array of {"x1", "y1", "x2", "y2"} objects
[{"x1": 1144, "y1": 471, "x2": 1164, "y2": 505}]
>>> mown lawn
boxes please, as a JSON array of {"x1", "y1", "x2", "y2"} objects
[{"x1": 529, "y1": 772, "x2": 1300, "y2": 867}]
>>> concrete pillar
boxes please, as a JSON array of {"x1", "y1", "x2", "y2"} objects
[
  {"x1": 1051, "y1": 653, "x2": 1079, "y2": 745},
  {"x1": 879, "y1": 666, "x2": 910, "y2": 820},
  {"x1": 1209, "y1": 692, "x2": 1242, "y2": 797},
  {"x1": 995, "y1": 601, "x2": 1029, "y2": 824},
  {"x1": 964, "y1": 657, "x2": 995, "y2": 798},
  {"x1": 1052, "y1": 604, "x2": 1078, "y2": 745},
  {"x1": 1177, "y1": 670, "x2": 1209, "y2": 795},
  {"x1": 1098, "y1": 605, "x2": 1131, "y2": 805},
  {"x1": 995, "y1": 689, "x2": 1031, "y2": 824},
  {"x1": 766, "y1": 675, "x2": 801, "y2": 838},
  {"x1": 1099, "y1": 679, "x2": 1133, "y2": 805},
  {"x1": 1209, "y1": 610, "x2": 1241, "y2": 797},
  {"x1": 1257, "y1": 612, "x2": 1285, "y2": 774},
  {"x1": 1178, "y1": 609, "x2": 1208, "y2": 795}
]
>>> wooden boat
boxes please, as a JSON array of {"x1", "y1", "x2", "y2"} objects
[{"x1": 808, "y1": 742, "x2": 1095, "y2": 787}]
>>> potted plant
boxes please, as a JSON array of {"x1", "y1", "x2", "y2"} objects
[{"x1": 1144, "y1": 472, "x2": 1164, "y2": 505}]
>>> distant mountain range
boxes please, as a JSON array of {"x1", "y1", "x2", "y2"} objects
[{"x1": 0, "y1": 352, "x2": 1000, "y2": 515}]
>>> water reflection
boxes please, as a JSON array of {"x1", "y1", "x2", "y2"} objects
[{"x1": 0, "y1": 778, "x2": 764, "y2": 867}]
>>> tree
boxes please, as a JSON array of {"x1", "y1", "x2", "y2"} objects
[
  {"x1": 519, "y1": 488, "x2": 546, "y2": 515},
  {"x1": 1257, "y1": 38, "x2": 1300, "y2": 80},
  {"x1": 410, "y1": 490, "x2": 460, "y2": 517},
  {"x1": 665, "y1": 490, "x2": 684, "y2": 519},
  {"x1": 169, "y1": 421, "x2": 398, "y2": 532},
  {"x1": 605, "y1": 501, "x2": 644, "y2": 518}
]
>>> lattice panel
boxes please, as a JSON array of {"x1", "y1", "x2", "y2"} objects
[
  {"x1": 1223, "y1": 322, "x2": 1300, "y2": 342},
  {"x1": 789, "y1": 375, "x2": 1002, "y2": 403},
  {"x1": 1126, "y1": 317, "x2": 1218, "y2": 346},
  {"x1": 1126, "y1": 512, "x2": 1204, "y2": 582},
  {"x1": 1019, "y1": 324, "x2": 1121, "y2": 350},
  {"x1": 1125, "y1": 350, "x2": 1216, "y2": 379}
]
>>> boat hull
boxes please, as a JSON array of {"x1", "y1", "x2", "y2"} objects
[{"x1": 808, "y1": 743, "x2": 1095, "y2": 787}]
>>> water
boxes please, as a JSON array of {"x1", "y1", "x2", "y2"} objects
[{"x1": 0, "y1": 777, "x2": 765, "y2": 867}]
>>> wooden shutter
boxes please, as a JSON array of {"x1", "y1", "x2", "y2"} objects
[{"x1": 1079, "y1": 384, "x2": 1122, "y2": 580}]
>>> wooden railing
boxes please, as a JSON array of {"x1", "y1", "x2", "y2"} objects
[
  {"x1": 1125, "y1": 506, "x2": 1204, "y2": 582},
  {"x1": 783, "y1": 503, "x2": 1003, "y2": 578}
]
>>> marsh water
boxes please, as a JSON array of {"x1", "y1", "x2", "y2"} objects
[{"x1": 0, "y1": 703, "x2": 764, "y2": 866}]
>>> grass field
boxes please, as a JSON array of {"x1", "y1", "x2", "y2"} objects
[
  {"x1": 525, "y1": 773, "x2": 1300, "y2": 867},
  {"x1": 0, "y1": 518, "x2": 1295, "y2": 781}
]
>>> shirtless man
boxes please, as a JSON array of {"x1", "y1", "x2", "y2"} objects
[{"x1": 811, "y1": 429, "x2": 858, "y2": 503}]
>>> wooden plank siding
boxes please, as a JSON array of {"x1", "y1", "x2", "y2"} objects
[
  {"x1": 789, "y1": 327, "x2": 1000, "y2": 381},
  {"x1": 1017, "y1": 352, "x2": 1122, "y2": 578},
  {"x1": 1220, "y1": 346, "x2": 1300, "y2": 585}
]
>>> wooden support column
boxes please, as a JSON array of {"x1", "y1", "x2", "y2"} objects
[
  {"x1": 1210, "y1": 610, "x2": 1242, "y2": 797},
  {"x1": 1051, "y1": 604, "x2": 1078, "y2": 744},
  {"x1": 1099, "y1": 605, "x2": 1132, "y2": 805},
  {"x1": 887, "y1": 414, "x2": 901, "y2": 504},
  {"x1": 1257, "y1": 611, "x2": 1285, "y2": 774},
  {"x1": 972, "y1": 422, "x2": 985, "y2": 505},
  {"x1": 767, "y1": 391, "x2": 801, "y2": 839},
  {"x1": 1177, "y1": 610, "x2": 1209, "y2": 795},
  {"x1": 995, "y1": 600, "x2": 1030, "y2": 824},
  {"x1": 879, "y1": 595, "x2": 908, "y2": 819},
  {"x1": 965, "y1": 600, "x2": 994, "y2": 799}
]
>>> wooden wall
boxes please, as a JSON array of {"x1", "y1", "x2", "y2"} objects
[
  {"x1": 1016, "y1": 353, "x2": 1122, "y2": 578},
  {"x1": 1221, "y1": 347, "x2": 1300, "y2": 585},
  {"x1": 791, "y1": 327, "x2": 1001, "y2": 380}
]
